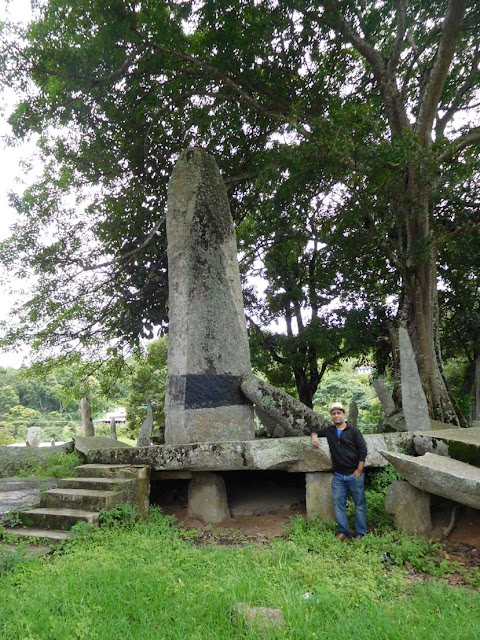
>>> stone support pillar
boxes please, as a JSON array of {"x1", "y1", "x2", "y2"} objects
[
  {"x1": 385, "y1": 480, "x2": 431, "y2": 535},
  {"x1": 187, "y1": 472, "x2": 230, "y2": 524},
  {"x1": 305, "y1": 472, "x2": 336, "y2": 521}
]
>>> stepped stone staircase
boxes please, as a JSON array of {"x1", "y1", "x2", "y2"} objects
[{"x1": 4, "y1": 463, "x2": 150, "y2": 544}]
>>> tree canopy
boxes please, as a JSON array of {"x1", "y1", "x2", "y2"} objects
[{"x1": 1, "y1": 0, "x2": 479, "y2": 420}]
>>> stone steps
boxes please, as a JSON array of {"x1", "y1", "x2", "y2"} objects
[
  {"x1": 8, "y1": 463, "x2": 151, "y2": 543},
  {"x1": 74, "y1": 464, "x2": 134, "y2": 478},
  {"x1": 3, "y1": 527, "x2": 71, "y2": 543},
  {"x1": 39, "y1": 487, "x2": 123, "y2": 511},
  {"x1": 58, "y1": 477, "x2": 132, "y2": 491},
  {"x1": 19, "y1": 507, "x2": 101, "y2": 530}
]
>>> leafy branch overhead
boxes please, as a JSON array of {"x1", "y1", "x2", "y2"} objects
[{"x1": 0, "y1": 1, "x2": 479, "y2": 422}]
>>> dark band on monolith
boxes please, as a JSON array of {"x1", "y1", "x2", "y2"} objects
[{"x1": 164, "y1": 148, "x2": 255, "y2": 444}]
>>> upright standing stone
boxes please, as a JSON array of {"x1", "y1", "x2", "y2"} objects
[
  {"x1": 137, "y1": 399, "x2": 153, "y2": 447},
  {"x1": 373, "y1": 376, "x2": 396, "y2": 417},
  {"x1": 399, "y1": 327, "x2": 430, "y2": 431},
  {"x1": 80, "y1": 397, "x2": 95, "y2": 437},
  {"x1": 26, "y1": 427, "x2": 41, "y2": 448},
  {"x1": 165, "y1": 148, "x2": 255, "y2": 444},
  {"x1": 109, "y1": 417, "x2": 118, "y2": 440}
]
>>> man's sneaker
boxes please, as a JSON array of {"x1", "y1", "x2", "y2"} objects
[{"x1": 354, "y1": 534, "x2": 364, "y2": 540}]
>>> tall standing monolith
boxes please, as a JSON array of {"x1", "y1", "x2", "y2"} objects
[
  {"x1": 399, "y1": 327, "x2": 430, "y2": 431},
  {"x1": 164, "y1": 148, "x2": 255, "y2": 444}
]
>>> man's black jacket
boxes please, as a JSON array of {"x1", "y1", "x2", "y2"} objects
[{"x1": 314, "y1": 424, "x2": 368, "y2": 475}]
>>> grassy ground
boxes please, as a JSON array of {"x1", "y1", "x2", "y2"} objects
[{"x1": 1, "y1": 510, "x2": 479, "y2": 640}]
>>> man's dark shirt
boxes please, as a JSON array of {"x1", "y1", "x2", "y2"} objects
[{"x1": 314, "y1": 424, "x2": 368, "y2": 475}]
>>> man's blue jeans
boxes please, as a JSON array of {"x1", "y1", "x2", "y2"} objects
[{"x1": 331, "y1": 473, "x2": 367, "y2": 537}]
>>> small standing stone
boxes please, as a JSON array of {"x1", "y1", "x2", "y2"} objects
[
  {"x1": 26, "y1": 427, "x2": 41, "y2": 448},
  {"x1": 110, "y1": 416, "x2": 118, "y2": 440},
  {"x1": 385, "y1": 480, "x2": 431, "y2": 535},
  {"x1": 399, "y1": 327, "x2": 430, "y2": 431},
  {"x1": 137, "y1": 399, "x2": 153, "y2": 447},
  {"x1": 187, "y1": 472, "x2": 230, "y2": 523}
]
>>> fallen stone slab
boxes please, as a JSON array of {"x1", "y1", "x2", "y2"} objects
[
  {"x1": 379, "y1": 450, "x2": 480, "y2": 510},
  {"x1": 240, "y1": 373, "x2": 330, "y2": 437},
  {"x1": 83, "y1": 433, "x2": 412, "y2": 473},
  {"x1": 233, "y1": 602, "x2": 286, "y2": 631},
  {"x1": 413, "y1": 427, "x2": 480, "y2": 466}
]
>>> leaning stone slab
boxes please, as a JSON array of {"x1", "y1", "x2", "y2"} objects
[
  {"x1": 385, "y1": 480, "x2": 431, "y2": 535},
  {"x1": 373, "y1": 376, "x2": 396, "y2": 417},
  {"x1": 137, "y1": 399, "x2": 153, "y2": 447},
  {"x1": 73, "y1": 436, "x2": 132, "y2": 457},
  {"x1": 233, "y1": 603, "x2": 286, "y2": 631},
  {"x1": 413, "y1": 427, "x2": 480, "y2": 467},
  {"x1": 240, "y1": 373, "x2": 330, "y2": 437},
  {"x1": 399, "y1": 327, "x2": 430, "y2": 431},
  {"x1": 165, "y1": 148, "x2": 255, "y2": 444},
  {"x1": 84, "y1": 433, "x2": 412, "y2": 473},
  {"x1": 188, "y1": 472, "x2": 230, "y2": 523},
  {"x1": 379, "y1": 450, "x2": 480, "y2": 510}
]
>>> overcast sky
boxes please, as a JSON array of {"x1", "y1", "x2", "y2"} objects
[{"x1": 0, "y1": 0, "x2": 33, "y2": 368}]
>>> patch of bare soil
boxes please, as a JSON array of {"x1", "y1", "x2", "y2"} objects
[{"x1": 162, "y1": 504, "x2": 305, "y2": 546}]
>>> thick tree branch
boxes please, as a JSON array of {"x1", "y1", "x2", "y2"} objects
[
  {"x1": 135, "y1": 31, "x2": 313, "y2": 138},
  {"x1": 321, "y1": 1, "x2": 410, "y2": 134},
  {"x1": 416, "y1": 0, "x2": 467, "y2": 143},
  {"x1": 246, "y1": 315, "x2": 288, "y2": 365},
  {"x1": 435, "y1": 49, "x2": 480, "y2": 138},
  {"x1": 439, "y1": 126, "x2": 480, "y2": 162},
  {"x1": 387, "y1": 1, "x2": 407, "y2": 75}
]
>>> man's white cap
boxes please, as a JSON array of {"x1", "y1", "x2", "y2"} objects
[{"x1": 330, "y1": 402, "x2": 345, "y2": 413}]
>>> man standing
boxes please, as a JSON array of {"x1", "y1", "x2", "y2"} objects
[{"x1": 311, "y1": 403, "x2": 368, "y2": 541}]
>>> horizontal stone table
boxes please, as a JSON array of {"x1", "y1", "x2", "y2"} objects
[{"x1": 81, "y1": 433, "x2": 412, "y2": 473}]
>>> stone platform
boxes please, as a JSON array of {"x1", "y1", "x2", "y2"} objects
[{"x1": 80, "y1": 433, "x2": 412, "y2": 472}]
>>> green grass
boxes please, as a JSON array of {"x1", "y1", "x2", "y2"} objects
[
  {"x1": 15, "y1": 452, "x2": 83, "y2": 478},
  {"x1": 0, "y1": 510, "x2": 479, "y2": 639}
]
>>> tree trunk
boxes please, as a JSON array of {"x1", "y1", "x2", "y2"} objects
[
  {"x1": 404, "y1": 184, "x2": 460, "y2": 425},
  {"x1": 472, "y1": 356, "x2": 480, "y2": 423},
  {"x1": 80, "y1": 396, "x2": 95, "y2": 437}
]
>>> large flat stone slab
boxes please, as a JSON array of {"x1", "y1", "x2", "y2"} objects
[
  {"x1": 380, "y1": 450, "x2": 480, "y2": 510},
  {"x1": 413, "y1": 428, "x2": 480, "y2": 466},
  {"x1": 83, "y1": 433, "x2": 411, "y2": 473},
  {"x1": 73, "y1": 436, "x2": 132, "y2": 456}
]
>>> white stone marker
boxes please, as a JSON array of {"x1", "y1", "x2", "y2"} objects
[{"x1": 164, "y1": 148, "x2": 255, "y2": 444}]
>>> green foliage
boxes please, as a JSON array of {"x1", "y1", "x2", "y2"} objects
[
  {"x1": 2, "y1": 510, "x2": 22, "y2": 528},
  {"x1": 15, "y1": 452, "x2": 83, "y2": 478},
  {"x1": 0, "y1": 546, "x2": 27, "y2": 574},
  {"x1": 98, "y1": 503, "x2": 137, "y2": 529},
  {"x1": 1, "y1": 510, "x2": 479, "y2": 639},
  {"x1": 313, "y1": 361, "x2": 383, "y2": 432},
  {"x1": 125, "y1": 337, "x2": 167, "y2": 438},
  {"x1": 0, "y1": 1, "x2": 479, "y2": 422}
]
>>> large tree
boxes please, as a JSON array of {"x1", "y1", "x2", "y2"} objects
[{"x1": 1, "y1": 1, "x2": 479, "y2": 422}]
